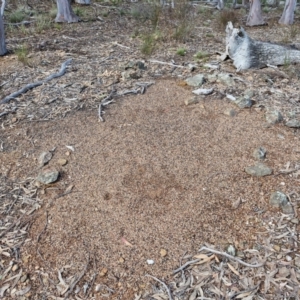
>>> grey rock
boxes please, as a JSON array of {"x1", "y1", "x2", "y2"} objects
[
  {"x1": 226, "y1": 245, "x2": 236, "y2": 256},
  {"x1": 188, "y1": 63, "x2": 197, "y2": 71},
  {"x1": 245, "y1": 163, "x2": 273, "y2": 177},
  {"x1": 207, "y1": 73, "x2": 218, "y2": 83},
  {"x1": 37, "y1": 166, "x2": 59, "y2": 184},
  {"x1": 270, "y1": 191, "x2": 288, "y2": 208},
  {"x1": 224, "y1": 108, "x2": 236, "y2": 117},
  {"x1": 124, "y1": 61, "x2": 135, "y2": 69},
  {"x1": 290, "y1": 218, "x2": 299, "y2": 224},
  {"x1": 136, "y1": 61, "x2": 147, "y2": 70},
  {"x1": 243, "y1": 89, "x2": 255, "y2": 98},
  {"x1": 184, "y1": 96, "x2": 199, "y2": 106},
  {"x1": 234, "y1": 96, "x2": 253, "y2": 108},
  {"x1": 38, "y1": 151, "x2": 52, "y2": 167},
  {"x1": 122, "y1": 70, "x2": 142, "y2": 80},
  {"x1": 285, "y1": 119, "x2": 300, "y2": 128},
  {"x1": 185, "y1": 74, "x2": 205, "y2": 87},
  {"x1": 253, "y1": 147, "x2": 266, "y2": 160},
  {"x1": 265, "y1": 109, "x2": 283, "y2": 124},
  {"x1": 281, "y1": 203, "x2": 294, "y2": 214},
  {"x1": 217, "y1": 73, "x2": 235, "y2": 86}
]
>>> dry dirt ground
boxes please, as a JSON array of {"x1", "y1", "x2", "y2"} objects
[{"x1": 1, "y1": 1, "x2": 300, "y2": 300}]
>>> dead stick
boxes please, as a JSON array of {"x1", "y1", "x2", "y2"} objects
[
  {"x1": 146, "y1": 274, "x2": 173, "y2": 300},
  {"x1": 149, "y1": 59, "x2": 188, "y2": 69},
  {"x1": 0, "y1": 59, "x2": 73, "y2": 104},
  {"x1": 173, "y1": 258, "x2": 201, "y2": 274},
  {"x1": 198, "y1": 246, "x2": 265, "y2": 268},
  {"x1": 64, "y1": 255, "x2": 90, "y2": 299},
  {"x1": 37, "y1": 211, "x2": 48, "y2": 243}
]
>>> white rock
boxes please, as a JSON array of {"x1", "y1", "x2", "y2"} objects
[{"x1": 147, "y1": 259, "x2": 154, "y2": 265}]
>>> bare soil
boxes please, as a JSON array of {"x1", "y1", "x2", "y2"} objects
[{"x1": 1, "y1": 1, "x2": 300, "y2": 299}]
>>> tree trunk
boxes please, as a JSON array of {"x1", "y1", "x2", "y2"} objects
[
  {"x1": 225, "y1": 21, "x2": 300, "y2": 70},
  {"x1": 0, "y1": 0, "x2": 7, "y2": 56},
  {"x1": 279, "y1": 0, "x2": 296, "y2": 25},
  {"x1": 216, "y1": 0, "x2": 224, "y2": 10},
  {"x1": 246, "y1": 0, "x2": 265, "y2": 26},
  {"x1": 55, "y1": 0, "x2": 79, "y2": 23}
]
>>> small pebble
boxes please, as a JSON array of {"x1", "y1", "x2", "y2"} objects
[
  {"x1": 12, "y1": 264, "x2": 19, "y2": 272},
  {"x1": 291, "y1": 218, "x2": 299, "y2": 224},
  {"x1": 147, "y1": 259, "x2": 154, "y2": 265},
  {"x1": 160, "y1": 249, "x2": 167, "y2": 257},
  {"x1": 286, "y1": 255, "x2": 292, "y2": 262},
  {"x1": 273, "y1": 245, "x2": 281, "y2": 252}
]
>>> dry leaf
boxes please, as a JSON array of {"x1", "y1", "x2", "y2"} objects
[
  {"x1": 227, "y1": 263, "x2": 240, "y2": 276},
  {"x1": 121, "y1": 237, "x2": 133, "y2": 246},
  {"x1": 232, "y1": 197, "x2": 241, "y2": 209}
]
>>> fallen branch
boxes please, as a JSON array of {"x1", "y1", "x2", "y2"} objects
[
  {"x1": 173, "y1": 258, "x2": 201, "y2": 274},
  {"x1": 4, "y1": 20, "x2": 34, "y2": 26},
  {"x1": 64, "y1": 255, "x2": 90, "y2": 299},
  {"x1": 0, "y1": 59, "x2": 73, "y2": 105},
  {"x1": 198, "y1": 246, "x2": 265, "y2": 268},
  {"x1": 149, "y1": 59, "x2": 188, "y2": 69},
  {"x1": 37, "y1": 211, "x2": 48, "y2": 243},
  {"x1": 146, "y1": 274, "x2": 173, "y2": 300}
]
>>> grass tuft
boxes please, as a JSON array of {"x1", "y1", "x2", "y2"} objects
[{"x1": 216, "y1": 9, "x2": 239, "y2": 30}]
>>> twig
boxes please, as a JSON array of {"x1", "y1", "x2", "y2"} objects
[
  {"x1": 146, "y1": 274, "x2": 173, "y2": 300},
  {"x1": 149, "y1": 59, "x2": 188, "y2": 69},
  {"x1": 274, "y1": 167, "x2": 300, "y2": 176},
  {"x1": 0, "y1": 59, "x2": 73, "y2": 104},
  {"x1": 4, "y1": 20, "x2": 34, "y2": 26},
  {"x1": 173, "y1": 259, "x2": 201, "y2": 274},
  {"x1": 98, "y1": 89, "x2": 115, "y2": 121},
  {"x1": 198, "y1": 246, "x2": 265, "y2": 268},
  {"x1": 37, "y1": 211, "x2": 48, "y2": 243},
  {"x1": 85, "y1": 254, "x2": 97, "y2": 299},
  {"x1": 64, "y1": 255, "x2": 90, "y2": 299}
]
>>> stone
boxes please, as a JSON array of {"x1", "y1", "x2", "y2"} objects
[
  {"x1": 265, "y1": 109, "x2": 283, "y2": 124},
  {"x1": 253, "y1": 147, "x2": 266, "y2": 160},
  {"x1": 184, "y1": 96, "x2": 199, "y2": 106},
  {"x1": 57, "y1": 159, "x2": 68, "y2": 166},
  {"x1": 20, "y1": 274, "x2": 28, "y2": 283},
  {"x1": 160, "y1": 249, "x2": 167, "y2": 257},
  {"x1": 270, "y1": 191, "x2": 288, "y2": 208},
  {"x1": 234, "y1": 96, "x2": 253, "y2": 108},
  {"x1": 147, "y1": 259, "x2": 154, "y2": 265},
  {"x1": 285, "y1": 119, "x2": 300, "y2": 128},
  {"x1": 281, "y1": 203, "x2": 294, "y2": 214},
  {"x1": 38, "y1": 151, "x2": 52, "y2": 167},
  {"x1": 185, "y1": 74, "x2": 205, "y2": 87},
  {"x1": 136, "y1": 61, "x2": 146, "y2": 70},
  {"x1": 278, "y1": 267, "x2": 290, "y2": 277},
  {"x1": 12, "y1": 264, "x2": 19, "y2": 272},
  {"x1": 217, "y1": 73, "x2": 235, "y2": 86},
  {"x1": 245, "y1": 163, "x2": 273, "y2": 177},
  {"x1": 188, "y1": 63, "x2": 197, "y2": 71},
  {"x1": 36, "y1": 167, "x2": 59, "y2": 184},
  {"x1": 226, "y1": 245, "x2": 236, "y2": 256},
  {"x1": 207, "y1": 73, "x2": 218, "y2": 83},
  {"x1": 122, "y1": 70, "x2": 141, "y2": 80},
  {"x1": 224, "y1": 108, "x2": 236, "y2": 117},
  {"x1": 243, "y1": 89, "x2": 255, "y2": 98},
  {"x1": 124, "y1": 61, "x2": 135, "y2": 69},
  {"x1": 273, "y1": 244, "x2": 281, "y2": 252},
  {"x1": 290, "y1": 218, "x2": 299, "y2": 224}
]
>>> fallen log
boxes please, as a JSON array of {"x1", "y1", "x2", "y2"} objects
[{"x1": 224, "y1": 22, "x2": 300, "y2": 70}]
